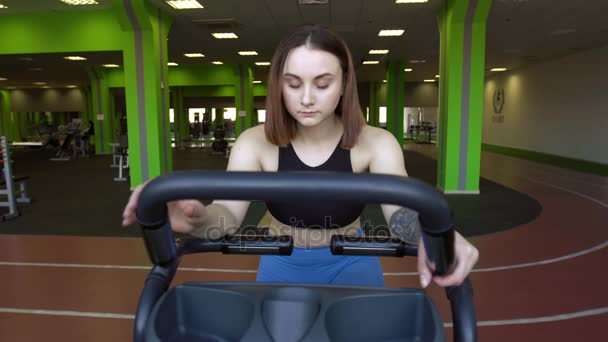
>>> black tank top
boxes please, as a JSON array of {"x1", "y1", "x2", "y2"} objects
[{"x1": 265, "y1": 141, "x2": 365, "y2": 229}]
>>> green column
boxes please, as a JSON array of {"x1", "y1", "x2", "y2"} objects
[
  {"x1": 386, "y1": 61, "x2": 405, "y2": 147},
  {"x1": 17, "y1": 112, "x2": 29, "y2": 141},
  {"x1": 235, "y1": 64, "x2": 254, "y2": 137},
  {"x1": 368, "y1": 81, "x2": 381, "y2": 127},
  {"x1": 437, "y1": 0, "x2": 492, "y2": 194},
  {"x1": 0, "y1": 89, "x2": 11, "y2": 138},
  {"x1": 109, "y1": 92, "x2": 117, "y2": 143},
  {"x1": 114, "y1": 0, "x2": 173, "y2": 186},
  {"x1": 171, "y1": 87, "x2": 187, "y2": 142},
  {"x1": 58, "y1": 112, "x2": 66, "y2": 126},
  {"x1": 87, "y1": 68, "x2": 112, "y2": 154},
  {"x1": 79, "y1": 88, "x2": 89, "y2": 123}
]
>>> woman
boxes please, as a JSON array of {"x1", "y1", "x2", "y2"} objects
[{"x1": 123, "y1": 25, "x2": 478, "y2": 289}]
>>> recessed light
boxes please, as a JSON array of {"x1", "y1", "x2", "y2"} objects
[
  {"x1": 396, "y1": 0, "x2": 428, "y2": 3},
  {"x1": 491, "y1": 68, "x2": 507, "y2": 72},
  {"x1": 382, "y1": 80, "x2": 387, "y2": 83},
  {"x1": 0, "y1": 77, "x2": 7, "y2": 81},
  {"x1": 423, "y1": 79, "x2": 435, "y2": 82},
  {"x1": 369, "y1": 50, "x2": 389, "y2": 54},
  {"x1": 102, "y1": 64, "x2": 120, "y2": 68},
  {"x1": 184, "y1": 53, "x2": 205, "y2": 58},
  {"x1": 0, "y1": 4, "x2": 8, "y2": 9},
  {"x1": 168, "y1": 62, "x2": 179, "y2": 66},
  {"x1": 66, "y1": 85, "x2": 78, "y2": 88},
  {"x1": 435, "y1": 75, "x2": 440, "y2": 78},
  {"x1": 255, "y1": 62, "x2": 271, "y2": 66},
  {"x1": 212, "y1": 61, "x2": 223, "y2": 65},
  {"x1": 404, "y1": 68, "x2": 413, "y2": 72},
  {"x1": 60, "y1": 0, "x2": 99, "y2": 5},
  {"x1": 64, "y1": 56, "x2": 87, "y2": 61},
  {"x1": 379, "y1": 30, "x2": 405, "y2": 37},
  {"x1": 212, "y1": 33, "x2": 238, "y2": 39},
  {"x1": 363, "y1": 61, "x2": 380, "y2": 65},
  {"x1": 34, "y1": 82, "x2": 47, "y2": 85},
  {"x1": 253, "y1": 80, "x2": 262, "y2": 84},
  {"x1": 166, "y1": 0, "x2": 203, "y2": 9},
  {"x1": 238, "y1": 51, "x2": 258, "y2": 56}
]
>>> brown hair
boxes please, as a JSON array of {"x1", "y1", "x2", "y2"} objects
[{"x1": 264, "y1": 25, "x2": 365, "y2": 149}]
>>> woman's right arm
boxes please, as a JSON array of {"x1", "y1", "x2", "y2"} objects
[{"x1": 122, "y1": 127, "x2": 263, "y2": 238}]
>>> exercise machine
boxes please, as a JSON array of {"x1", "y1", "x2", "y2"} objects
[{"x1": 134, "y1": 171, "x2": 477, "y2": 342}]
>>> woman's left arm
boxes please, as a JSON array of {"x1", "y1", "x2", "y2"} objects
[{"x1": 368, "y1": 128, "x2": 479, "y2": 288}]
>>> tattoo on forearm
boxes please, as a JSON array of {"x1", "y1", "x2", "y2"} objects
[{"x1": 389, "y1": 207, "x2": 422, "y2": 243}]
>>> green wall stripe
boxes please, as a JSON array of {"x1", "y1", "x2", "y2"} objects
[
  {"x1": 458, "y1": 0, "x2": 476, "y2": 190},
  {"x1": 482, "y1": 144, "x2": 608, "y2": 176},
  {"x1": 158, "y1": 7, "x2": 169, "y2": 174},
  {"x1": 124, "y1": 0, "x2": 149, "y2": 181}
]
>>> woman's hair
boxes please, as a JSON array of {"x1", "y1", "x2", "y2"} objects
[{"x1": 264, "y1": 24, "x2": 365, "y2": 149}]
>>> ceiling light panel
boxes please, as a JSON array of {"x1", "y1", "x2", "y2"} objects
[
  {"x1": 60, "y1": 0, "x2": 99, "y2": 5},
  {"x1": 166, "y1": 1, "x2": 203, "y2": 9},
  {"x1": 102, "y1": 64, "x2": 120, "y2": 68},
  {"x1": 212, "y1": 61, "x2": 223, "y2": 65},
  {"x1": 396, "y1": 0, "x2": 429, "y2": 3},
  {"x1": 212, "y1": 33, "x2": 238, "y2": 39},
  {"x1": 184, "y1": 53, "x2": 205, "y2": 57},
  {"x1": 379, "y1": 30, "x2": 405, "y2": 37},
  {"x1": 64, "y1": 56, "x2": 87, "y2": 61},
  {"x1": 369, "y1": 50, "x2": 389, "y2": 54},
  {"x1": 238, "y1": 51, "x2": 258, "y2": 56},
  {"x1": 363, "y1": 61, "x2": 380, "y2": 64},
  {"x1": 255, "y1": 62, "x2": 271, "y2": 66}
]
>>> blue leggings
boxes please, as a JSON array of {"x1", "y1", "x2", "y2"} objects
[{"x1": 256, "y1": 231, "x2": 384, "y2": 287}]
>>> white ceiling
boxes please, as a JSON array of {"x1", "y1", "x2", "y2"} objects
[{"x1": 0, "y1": 0, "x2": 607, "y2": 88}]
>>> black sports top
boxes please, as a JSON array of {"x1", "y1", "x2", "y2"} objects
[{"x1": 265, "y1": 141, "x2": 365, "y2": 229}]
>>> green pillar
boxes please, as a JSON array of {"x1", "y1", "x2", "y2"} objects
[
  {"x1": 17, "y1": 112, "x2": 29, "y2": 141},
  {"x1": 235, "y1": 64, "x2": 254, "y2": 137},
  {"x1": 368, "y1": 81, "x2": 381, "y2": 127},
  {"x1": 437, "y1": 0, "x2": 492, "y2": 194},
  {"x1": 109, "y1": 92, "x2": 117, "y2": 143},
  {"x1": 171, "y1": 87, "x2": 187, "y2": 142},
  {"x1": 0, "y1": 89, "x2": 11, "y2": 138},
  {"x1": 386, "y1": 61, "x2": 405, "y2": 147},
  {"x1": 114, "y1": 0, "x2": 173, "y2": 186},
  {"x1": 87, "y1": 68, "x2": 112, "y2": 154},
  {"x1": 58, "y1": 112, "x2": 66, "y2": 126}
]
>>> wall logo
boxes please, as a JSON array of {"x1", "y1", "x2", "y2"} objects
[{"x1": 493, "y1": 89, "x2": 505, "y2": 114}]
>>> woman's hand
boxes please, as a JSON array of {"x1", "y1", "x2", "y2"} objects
[
  {"x1": 121, "y1": 181, "x2": 208, "y2": 234},
  {"x1": 417, "y1": 231, "x2": 479, "y2": 288}
]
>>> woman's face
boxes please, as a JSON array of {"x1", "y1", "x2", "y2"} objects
[{"x1": 281, "y1": 45, "x2": 344, "y2": 128}]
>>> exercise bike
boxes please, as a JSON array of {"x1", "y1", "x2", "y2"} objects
[{"x1": 134, "y1": 171, "x2": 477, "y2": 341}]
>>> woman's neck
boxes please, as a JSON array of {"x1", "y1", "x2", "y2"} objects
[{"x1": 294, "y1": 115, "x2": 343, "y2": 146}]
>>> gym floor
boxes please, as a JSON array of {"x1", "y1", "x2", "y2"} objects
[{"x1": 0, "y1": 144, "x2": 606, "y2": 341}]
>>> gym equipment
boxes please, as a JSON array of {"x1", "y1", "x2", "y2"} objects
[
  {"x1": 1, "y1": 136, "x2": 32, "y2": 220},
  {"x1": 211, "y1": 128, "x2": 229, "y2": 156},
  {"x1": 134, "y1": 171, "x2": 477, "y2": 342},
  {"x1": 113, "y1": 135, "x2": 129, "y2": 182}
]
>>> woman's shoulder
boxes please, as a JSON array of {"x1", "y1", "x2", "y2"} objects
[
  {"x1": 235, "y1": 124, "x2": 275, "y2": 150},
  {"x1": 357, "y1": 125, "x2": 399, "y2": 149}
]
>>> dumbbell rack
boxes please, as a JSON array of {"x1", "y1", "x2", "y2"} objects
[{"x1": 0, "y1": 136, "x2": 18, "y2": 220}]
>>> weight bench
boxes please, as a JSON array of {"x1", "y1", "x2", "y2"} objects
[{"x1": 0, "y1": 175, "x2": 31, "y2": 203}]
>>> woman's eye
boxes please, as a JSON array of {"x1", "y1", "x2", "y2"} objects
[
  {"x1": 288, "y1": 83, "x2": 301, "y2": 89},
  {"x1": 317, "y1": 84, "x2": 329, "y2": 89}
]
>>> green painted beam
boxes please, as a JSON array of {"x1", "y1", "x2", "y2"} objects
[{"x1": 0, "y1": 11, "x2": 123, "y2": 54}]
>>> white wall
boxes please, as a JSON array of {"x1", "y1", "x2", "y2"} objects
[
  {"x1": 11, "y1": 88, "x2": 83, "y2": 112},
  {"x1": 483, "y1": 45, "x2": 608, "y2": 164}
]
